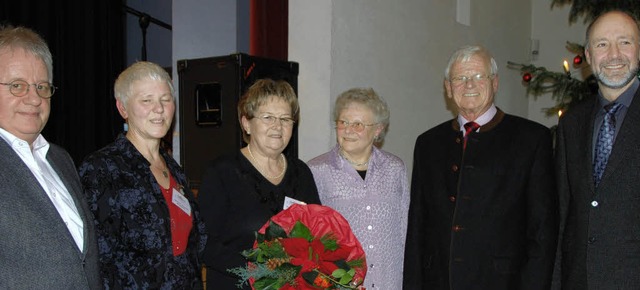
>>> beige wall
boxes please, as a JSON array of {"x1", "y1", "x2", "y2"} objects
[
  {"x1": 171, "y1": 1, "x2": 589, "y2": 177},
  {"x1": 291, "y1": 0, "x2": 534, "y2": 176}
]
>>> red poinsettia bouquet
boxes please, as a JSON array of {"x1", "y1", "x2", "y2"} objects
[{"x1": 228, "y1": 204, "x2": 367, "y2": 289}]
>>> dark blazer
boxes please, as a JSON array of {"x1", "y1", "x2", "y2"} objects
[
  {"x1": 0, "y1": 139, "x2": 101, "y2": 289},
  {"x1": 554, "y1": 86, "x2": 640, "y2": 289},
  {"x1": 79, "y1": 134, "x2": 206, "y2": 289},
  {"x1": 403, "y1": 109, "x2": 558, "y2": 290}
]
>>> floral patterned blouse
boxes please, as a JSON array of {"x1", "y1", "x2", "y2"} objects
[{"x1": 78, "y1": 134, "x2": 207, "y2": 290}]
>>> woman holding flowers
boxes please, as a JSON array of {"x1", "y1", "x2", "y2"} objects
[
  {"x1": 308, "y1": 87, "x2": 410, "y2": 289},
  {"x1": 198, "y1": 79, "x2": 321, "y2": 289}
]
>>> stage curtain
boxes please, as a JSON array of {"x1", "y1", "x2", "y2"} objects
[
  {"x1": 250, "y1": 0, "x2": 288, "y2": 61},
  {"x1": 0, "y1": 0, "x2": 125, "y2": 164}
]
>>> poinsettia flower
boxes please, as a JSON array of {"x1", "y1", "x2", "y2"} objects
[
  {"x1": 280, "y1": 238, "x2": 343, "y2": 274},
  {"x1": 280, "y1": 275, "x2": 317, "y2": 290},
  {"x1": 241, "y1": 204, "x2": 367, "y2": 290}
]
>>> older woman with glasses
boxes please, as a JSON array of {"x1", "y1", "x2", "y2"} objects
[
  {"x1": 307, "y1": 87, "x2": 410, "y2": 289},
  {"x1": 197, "y1": 78, "x2": 321, "y2": 289}
]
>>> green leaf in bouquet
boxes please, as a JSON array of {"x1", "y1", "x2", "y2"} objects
[
  {"x1": 253, "y1": 276, "x2": 283, "y2": 290},
  {"x1": 261, "y1": 240, "x2": 288, "y2": 259},
  {"x1": 256, "y1": 231, "x2": 265, "y2": 244},
  {"x1": 347, "y1": 268, "x2": 355, "y2": 277},
  {"x1": 265, "y1": 221, "x2": 287, "y2": 240},
  {"x1": 240, "y1": 247, "x2": 261, "y2": 262},
  {"x1": 277, "y1": 263, "x2": 301, "y2": 281},
  {"x1": 333, "y1": 259, "x2": 351, "y2": 271},
  {"x1": 301, "y1": 271, "x2": 319, "y2": 286},
  {"x1": 320, "y1": 234, "x2": 338, "y2": 251},
  {"x1": 346, "y1": 258, "x2": 364, "y2": 269},
  {"x1": 339, "y1": 272, "x2": 353, "y2": 285},
  {"x1": 289, "y1": 221, "x2": 313, "y2": 241},
  {"x1": 249, "y1": 239, "x2": 288, "y2": 263},
  {"x1": 332, "y1": 268, "x2": 347, "y2": 278}
]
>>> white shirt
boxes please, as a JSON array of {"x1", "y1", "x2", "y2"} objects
[
  {"x1": 0, "y1": 128, "x2": 84, "y2": 252},
  {"x1": 458, "y1": 104, "x2": 498, "y2": 136}
]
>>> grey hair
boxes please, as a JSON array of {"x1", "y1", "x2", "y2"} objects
[
  {"x1": 334, "y1": 87, "x2": 390, "y2": 142},
  {"x1": 114, "y1": 61, "x2": 174, "y2": 104},
  {"x1": 0, "y1": 25, "x2": 53, "y2": 83},
  {"x1": 444, "y1": 45, "x2": 498, "y2": 79}
]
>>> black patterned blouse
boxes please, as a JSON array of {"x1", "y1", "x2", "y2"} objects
[{"x1": 78, "y1": 134, "x2": 207, "y2": 290}]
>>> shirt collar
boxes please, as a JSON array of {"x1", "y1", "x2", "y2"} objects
[
  {"x1": 458, "y1": 104, "x2": 497, "y2": 128},
  {"x1": 0, "y1": 127, "x2": 48, "y2": 153},
  {"x1": 598, "y1": 77, "x2": 639, "y2": 108},
  {"x1": 331, "y1": 144, "x2": 379, "y2": 169}
]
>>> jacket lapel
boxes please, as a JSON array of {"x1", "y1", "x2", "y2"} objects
[
  {"x1": 599, "y1": 88, "x2": 640, "y2": 187},
  {"x1": 46, "y1": 147, "x2": 90, "y2": 255}
]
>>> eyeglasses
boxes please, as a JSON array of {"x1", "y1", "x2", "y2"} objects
[
  {"x1": 449, "y1": 74, "x2": 494, "y2": 86},
  {"x1": 335, "y1": 120, "x2": 377, "y2": 133},
  {"x1": 256, "y1": 114, "x2": 295, "y2": 127},
  {"x1": 0, "y1": 80, "x2": 56, "y2": 99}
]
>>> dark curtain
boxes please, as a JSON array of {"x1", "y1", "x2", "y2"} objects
[
  {"x1": 250, "y1": 0, "x2": 288, "y2": 60},
  {"x1": 0, "y1": 0, "x2": 125, "y2": 164}
]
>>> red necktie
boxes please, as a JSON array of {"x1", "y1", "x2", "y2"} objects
[{"x1": 463, "y1": 121, "x2": 480, "y2": 150}]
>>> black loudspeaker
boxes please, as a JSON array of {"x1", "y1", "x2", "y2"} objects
[{"x1": 177, "y1": 53, "x2": 299, "y2": 189}]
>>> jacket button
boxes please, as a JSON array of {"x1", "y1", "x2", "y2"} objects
[
  {"x1": 451, "y1": 164, "x2": 459, "y2": 172},
  {"x1": 455, "y1": 137, "x2": 461, "y2": 144},
  {"x1": 453, "y1": 225, "x2": 463, "y2": 232},
  {"x1": 588, "y1": 237, "x2": 596, "y2": 244},
  {"x1": 449, "y1": 196, "x2": 456, "y2": 202}
]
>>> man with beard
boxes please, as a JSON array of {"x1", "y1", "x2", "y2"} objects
[{"x1": 553, "y1": 10, "x2": 640, "y2": 289}]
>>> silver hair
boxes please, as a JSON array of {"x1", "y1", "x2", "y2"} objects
[
  {"x1": 444, "y1": 45, "x2": 498, "y2": 79},
  {"x1": 0, "y1": 25, "x2": 54, "y2": 83},
  {"x1": 114, "y1": 61, "x2": 174, "y2": 104},
  {"x1": 334, "y1": 87, "x2": 390, "y2": 142}
]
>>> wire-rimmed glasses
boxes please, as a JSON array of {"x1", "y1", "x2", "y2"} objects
[
  {"x1": 256, "y1": 114, "x2": 295, "y2": 127},
  {"x1": 449, "y1": 73, "x2": 494, "y2": 87},
  {"x1": 0, "y1": 80, "x2": 56, "y2": 99},
  {"x1": 335, "y1": 120, "x2": 377, "y2": 133}
]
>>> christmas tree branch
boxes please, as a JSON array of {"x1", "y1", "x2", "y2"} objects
[{"x1": 507, "y1": 61, "x2": 594, "y2": 117}]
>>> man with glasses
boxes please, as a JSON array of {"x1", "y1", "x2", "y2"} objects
[
  {"x1": 0, "y1": 25, "x2": 100, "y2": 289},
  {"x1": 403, "y1": 45, "x2": 558, "y2": 290}
]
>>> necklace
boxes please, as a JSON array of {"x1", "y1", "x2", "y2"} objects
[
  {"x1": 339, "y1": 149, "x2": 370, "y2": 167},
  {"x1": 247, "y1": 144, "x2": 287, "y2": 179},
  {"x1": 151, "y1": 162, "x2": 169, "y2": 179}
]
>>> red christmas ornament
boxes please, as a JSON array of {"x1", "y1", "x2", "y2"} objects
[
  {"x1": 573, "y1": 55, "x2": 583, "y2": 65},
  {"x1": 522, "y1": 72, "x2": 532, "y2": 82}
]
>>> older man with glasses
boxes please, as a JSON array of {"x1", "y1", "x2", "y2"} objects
[
  {"x1": 0, "y1": 25, "x2": 101, "y2": 289},
  {"x1": 403, "y1": 45, "x2": 558, "y2": 290}
]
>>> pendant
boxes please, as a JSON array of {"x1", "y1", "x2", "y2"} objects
[{"x1": 162, "y1": 170, "x2": 168, "y2": 178}]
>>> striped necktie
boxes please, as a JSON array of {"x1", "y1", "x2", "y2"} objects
[{"x1": 463, "y1": 121, "x2": 480, "y2": 150}]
